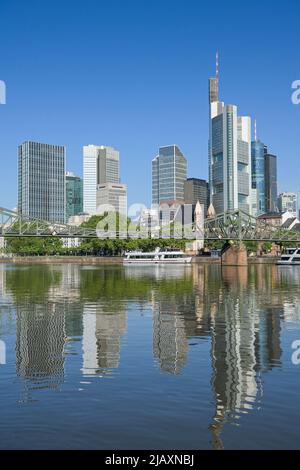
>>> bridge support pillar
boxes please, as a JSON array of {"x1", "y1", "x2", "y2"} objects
[{"x1": 221, "y1": 243, "x2": 248, "y2": 267}]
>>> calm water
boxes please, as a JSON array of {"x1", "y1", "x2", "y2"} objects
[{"x1": 0, "y1": 262, "x2": 299, "y2": 450}]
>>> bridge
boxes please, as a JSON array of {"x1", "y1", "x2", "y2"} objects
[{"x1": 1, "y1": 206, "x2": 300, "y2": 242}]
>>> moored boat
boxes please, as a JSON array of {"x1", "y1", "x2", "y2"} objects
[
  {"x1": 277, "y1": 247, "x2": 300, "y2": 266},
  {"x1": 123, "y1": 248, "x2": 192, "y2": 265}
]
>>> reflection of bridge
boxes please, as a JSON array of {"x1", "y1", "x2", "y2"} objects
[{"x1": 1, "y1": 207, "x2": 300, "y2": 242}]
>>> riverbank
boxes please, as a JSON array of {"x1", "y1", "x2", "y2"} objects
[{"x1": 0, "y1": 255, "x2": 280, "y2": 265}]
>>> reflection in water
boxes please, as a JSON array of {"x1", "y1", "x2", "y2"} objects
[
  {"x1": 2, "y1": 262, "x2": 300, "y2": 445},
  {"x1": 82, "y1": 303, "x2": 126, "y2": 376}
]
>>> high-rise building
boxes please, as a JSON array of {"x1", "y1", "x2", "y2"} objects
[
  {"x1": 65, "y1": 172, "x2": 83, "y2": 221},
  {"x1": 96, "y1": 183, "x2": 127, "y2": 216},
  {"x1": 18, "y1": 141, "x2": 66, "y2": 223},
  {"x1": 278, "y1": 192, "x2": 298, "y2": 217},
  {"x1": 208, "y1": 57, "x2": 252, "y2": 215},
  {"x1": 83, "y1": 145, "x2": 120, "y2": 214},
  {"x1": 184, "y1": 178, "x2": 209, "y2": 215},
  {"x1": 265, "y1": 153, "x2": 278, "y2": 213},
  {"x1": 209, "y1": 103, "x2": 252, "y2": 214},
  {"x1": 251, "y1": 140, "x2": 266, "y2": 216},
  {"x1": 152, "y1": 145, "x2": 187, "y2": 205},
  {"x1": 97, "y1": 146, "x2": 120, "y2": 184}
]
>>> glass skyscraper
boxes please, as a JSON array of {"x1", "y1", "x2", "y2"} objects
[
  {"x1": 184, "y1": 178, "x2": 209, "y2": 215},
  {"x1": 208, "y1": 70, "x2": 252, "y2": 215},
  {"x1": 209, "y1": 103, "x2": 252, "y2": 215},
  {"x1": 251, "y1": 140, "x2": 266, "y2": 215},
  {"x1": 265, "y1": 153, "x2": 278, "y2": 213},
  {"x1": 18, "y1": 141, "x2": 66, "y2": 223},
  {"x1": 152, "y1": 145, "x2": 187, "y2": 205},
  {"x1": 65, "y1": 172, "x2": 83, "y2": 221}
]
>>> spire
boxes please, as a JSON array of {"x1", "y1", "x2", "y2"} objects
[
  {"x1": 216, "y1": 50, "x2": 219, "y2": 85},
  {"x1": 207, "y1": 203, "x2": 216, "y2": 219}
]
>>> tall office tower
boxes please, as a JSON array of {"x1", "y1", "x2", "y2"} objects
[
  {"x1": 18, "y1": 141, "x2": 66, "y2": 223},
  {"x1": 96, "y1": 182, "x2": 127, "y2": 216},
  {"x1": 65, "y1": 172, "x2": 83, "y2": 221},
  {"x1": 83, "y1": 145, "x2": 120, "y2": 214},
  {"x1": 152, "y1": 145, "x2": 187, "y2": 205},
  {"x1": 264, "y1": 153, "x2": 278, "y2": 213},
  {"x1": 251, "y1": 140, "x2": 266, "y2": 216},
  {"x1": 278, "y1": 192, "x2": 298, "y2": 217},
  {"x1": 184, "y1": 178, "x2": 209, "y2": 215},
  {"x1": 208, "y1": 57, "x2": 252, "y2": 215},
  {"x1": 210, "y1": 104, "x2": 252, "y2": 214}
]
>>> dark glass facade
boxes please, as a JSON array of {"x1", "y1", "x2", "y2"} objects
[
  {"x1": 265, "y1": 154, "x2": 278, "y2": 213},
  {"x1": 251, "y1": 140, "x2": 266, "y2": 215},
  {"x1": 184, "y1": 178, "x2": 209, "y2": 216},
  {"x1": 66, "y1": 173, "x2": 83, "y2": 221}
]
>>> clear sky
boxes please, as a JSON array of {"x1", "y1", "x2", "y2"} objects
[{"x1": 0, "y1": 0, "x2": 300, "y2": 210}]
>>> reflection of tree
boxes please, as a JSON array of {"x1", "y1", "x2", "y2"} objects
[
  {"x1": 5, "y1": 265, "x2": 61, "y2": 303},
  {"x1": 79, "y1": 267, "x2": 193, "y2": 312}
]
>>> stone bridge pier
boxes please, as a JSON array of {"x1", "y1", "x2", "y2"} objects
[{"x1": 221, "y1": 242, "x2": 248, "y2": 267}]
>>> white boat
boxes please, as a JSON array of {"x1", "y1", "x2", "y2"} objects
[
  {"x1": 123, "y1": 248, "x2": 192, "y2": 265},
  {"x1": 277, "y1": 247, "x2": 300, "y2": 265}
]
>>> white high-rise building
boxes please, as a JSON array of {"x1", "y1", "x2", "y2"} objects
[
  {"x1": 83, "y1": 145, "x2": 120, "y2": 214},
  {"x1": 278, "y1": 192, "x2": 298, "y2": 218}
]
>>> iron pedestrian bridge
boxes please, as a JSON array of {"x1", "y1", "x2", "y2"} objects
[{"x1": 1, "y1": 207, "x2": 300, "y2": 242}]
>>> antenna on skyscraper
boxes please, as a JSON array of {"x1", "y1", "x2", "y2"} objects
[{"x1": 216, "y1": 50, "x2": 219, "y2": 85}]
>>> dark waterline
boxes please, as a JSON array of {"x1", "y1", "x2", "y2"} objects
[{"x1": 0, "y1": 262, "x2": 299, "y2": 450}]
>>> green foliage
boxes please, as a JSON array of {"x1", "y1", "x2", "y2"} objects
[{"x1": 5, "y1": 236, "x2": 63, "y2": 256}]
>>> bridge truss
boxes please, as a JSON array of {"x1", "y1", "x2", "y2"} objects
[{"x1": 1, "y1": 207, "x2": 300, "y2": 243}]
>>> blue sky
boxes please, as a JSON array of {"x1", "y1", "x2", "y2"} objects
[{"x1": 0, "y1": 0, "x2": 300, "y2": 209}]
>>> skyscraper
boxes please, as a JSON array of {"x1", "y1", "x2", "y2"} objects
[
  {"x1": 184, "y1": 178, "x2": 209, "y2": 215},
  {"x1": 265, "y1": 153, "x2": 278, "y2": 213},
  {"x1": 251, "y1": 140, "x2": 266, "y2": 216},
  {"x1": 278, "y1": 192, "x2": 298, "y2": 217},
  {"x1": 18, "y1": 141, "x2": 66, "y2": 223},
  {"x1": 65, "y1": 172, "x2": 83, "y2": 221},
  {"x1": 83, "y1": 145, "x2": 120, "y2": 214},
  {"x1": 96, "y1": 182, "x2": 127, "y2": 216},
  {"x1": 208, "y1": 58, "x2": 252, "y2": 215},
  {"x1": 152, "y1": 145, "x2": 187, "y2": 205}
]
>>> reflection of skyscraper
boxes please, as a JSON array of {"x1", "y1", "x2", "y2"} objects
[
  {"x1": 82, "y1": 304, "x2": 127, "y2": 376},
  {"x1": 152, "y1": 299, "x2": 188, "y2": 375},
  {"x1": 203, "y1": 265, "x2": 285, "y2": 448},
  {"x1": 16, "y1": 303, "x2": 66, "y2": 395}
]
